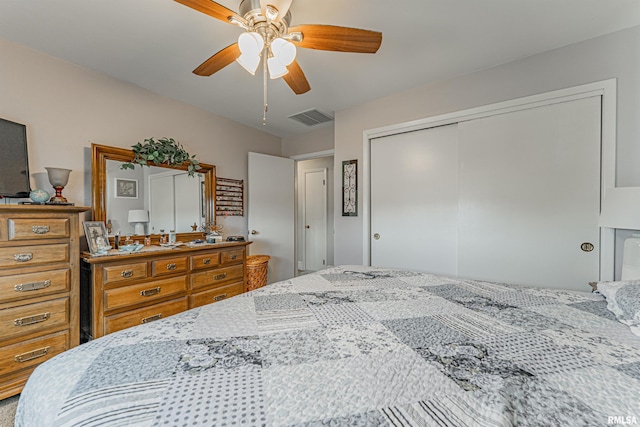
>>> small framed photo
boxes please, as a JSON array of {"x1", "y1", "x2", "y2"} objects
[
  {"x1": 83, "y1": 221, "x2": 109, "y2": 254},
  {"x1": 114, "y1": 178, "x2": 138, "y2": 199}
]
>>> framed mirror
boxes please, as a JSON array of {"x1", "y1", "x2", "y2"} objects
[{"x1": 91, "y1": 143, "x2": 216, "y2": 241}]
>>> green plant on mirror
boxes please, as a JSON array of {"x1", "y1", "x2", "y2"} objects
[{"x1": 120, "y1": 137, "x2": 201, "y2": 177}]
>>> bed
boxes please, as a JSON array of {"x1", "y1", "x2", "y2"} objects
[{"x1": 15, "y1": 265, "x2": 640, "y2": 426}]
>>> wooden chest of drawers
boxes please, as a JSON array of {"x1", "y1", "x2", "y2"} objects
[
  {"x1": 0, "y1": 205, "x2": 89, "y2": 399},
  {"x1": 80, "y1": 242, "x2": 250, "y2": 340}
]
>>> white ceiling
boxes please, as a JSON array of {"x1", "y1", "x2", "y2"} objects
[{"x1": 1, "y1": 0, "x2": 639, "y2": 138}]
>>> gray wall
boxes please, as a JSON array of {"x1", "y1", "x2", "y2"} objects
[
  {"x1": 334, "y1": 25, "x2": 640, "y2": 267},
  {"x1": 0, "y1": 38, "x2": 282, "y2": 239}
]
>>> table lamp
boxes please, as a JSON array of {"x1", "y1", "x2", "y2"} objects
[
  {"x1": 128, "y1": 209, "x2": 149, "y2": 235},
  {"x1": 45, "y1": 167, "x2": 71, "y2": 204},
  {"x1": 599, "y1": 187, "x2": 640, "y2": 280}
]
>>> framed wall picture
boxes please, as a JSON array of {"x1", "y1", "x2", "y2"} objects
[
  {"x1": 342, "y1": 159, "x2": 357, "y2": 216},
  {"x1": 83, "y1": 221, "x2": 109, "y2": 254},
  {"x1": 114, "y1": 178, "x2": 138, "y2": 199}
]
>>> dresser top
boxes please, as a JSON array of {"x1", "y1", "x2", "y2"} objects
[
  {"x1": 81, "y1": 240, "x2": 251, "y2": 264},
  {"x1": 0, "y1": 204, "x2": 90, "y2": 213}
]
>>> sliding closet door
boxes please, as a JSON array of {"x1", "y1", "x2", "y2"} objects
[
  {"x1": 457, "y1": 96, "x2": 601, "y2": 290},
  {"x1": 370, "y1": 124, "x2": 459, "y2": 275}
]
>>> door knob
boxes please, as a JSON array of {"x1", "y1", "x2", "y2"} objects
[
  {"x1": 305, "y1": 225, "x2": 310, "y2": 229},
  {"x1": 250, "y1": 230, "x2": 258, "y2": 235},
  {"x1": 373, "y1": 233, "x2": 380, "y2": 240}
]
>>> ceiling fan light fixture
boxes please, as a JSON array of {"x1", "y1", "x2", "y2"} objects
[
  {"x1": 237, "y1": 52, "x2": 261, "y2": 75},
  {"x1": 264, "y1": 5, "x2": 279, "y2": 21},
  {"x1": 270, "y1": 37, "x2": 296, "y2": 66},
  {"x1": 238, "y1": 32, "x2": 265, "y2": 56},
  {"x1": 267, "y1": 56, "x2": 288, "y2": 79},
  {"x1": 260, "y1": 0, "x2": 292, "y2": 21}
]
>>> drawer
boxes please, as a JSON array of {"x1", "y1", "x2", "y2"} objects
[
  {"x1": 0, "y1": 331, "x2": 69, "y2": 377},
  {"x1": 104, "y1": 276, "x2": 187, "y2": 311},
  {"x1": 102, "y1": 262, "x2": 148, "y2": 285},
  {"x1": 0, "y1": 298, "x2": 68, "y2": 342},
  {"x1": 189, "y1": 282, "x2": 243, "y2": 308},
  {"x1": 221, "y1": 249, "x2": 244, "y2": 265},
  {"x1": 8, "y1": 218, "x2": 70, "y2": 241},
  {"x1": 0, "y1": 243, "x2": 69, "y2": 269},
  {"x1": 104, "y1": 297, "x2": 187, "y2": 335},
  {"x1": 152, "y1": 256, "x2": 188, "y2": 277},
  {"x1": 0, "y1": 269, "x2": 70, "y2": 304},
  {"x1": 191, "y1": 264, "x2": 244, "y2": 290},
  {"x1": 191, "y1": 252, "x2": 221, "y2": 270}
]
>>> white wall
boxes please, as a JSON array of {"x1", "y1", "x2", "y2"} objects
[
  {"x1": 334, "y1": 25, "x2": 640, "y2": 266},
  {"x1": 282, "y1": 125, "x2": 334, "y2": 158},
  {"x1": 0, "y1": 38, "x2": 282, "y2": 238}
]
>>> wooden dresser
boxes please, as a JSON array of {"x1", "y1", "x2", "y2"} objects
[
  {"x1": 0, "y1": 205, "x2": 89, "y2": 399},
  {"x1": 80, "y1": 241, "x2": 250, "y2": 341}
]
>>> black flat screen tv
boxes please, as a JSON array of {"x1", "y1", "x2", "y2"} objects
[{"x1": 0, "y1": 118, "x2": 31, "y2": 198}]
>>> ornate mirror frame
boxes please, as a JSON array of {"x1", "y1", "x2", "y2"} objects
[{"x1": 91, "y1": 143, "x2": 216, "y2": 241}]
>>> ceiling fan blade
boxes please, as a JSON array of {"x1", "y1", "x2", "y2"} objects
[
  {"x1": 283, "y1": 60, "x2": 311, "y2": 94},
  {"x1": 174, "y1": 0, "x2": 242, "y2": 25},
  {"x1": 193, "y1": 43, "x2": 241, "y2": 76},
  {"x1": 289, "y1": 24, "x2": 382, "y2": 53}
]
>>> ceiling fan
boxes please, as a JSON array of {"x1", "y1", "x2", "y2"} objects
[{"x1": 174, "y1": 0, "x2": 383, "y2": 96}]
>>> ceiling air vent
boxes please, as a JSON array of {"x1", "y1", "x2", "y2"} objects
[{"x1": 288, "y1": 109, "x2": 334, "y2": 127}]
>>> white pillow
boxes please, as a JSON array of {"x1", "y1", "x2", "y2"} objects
[{"x1": 597, "y1": 280, "x2": 640, "y2": 336}]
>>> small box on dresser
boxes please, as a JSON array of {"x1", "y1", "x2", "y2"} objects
[{"x1": 0, "y1": 205, "x2": 89, "y2": 399}]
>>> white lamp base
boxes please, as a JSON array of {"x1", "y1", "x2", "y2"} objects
[
  {"x1": 133, "y1": 222, "x2": 146, "y2": 236},
  {"x1": 621, "y1": 233, "x2": 640, "y2": 280}
]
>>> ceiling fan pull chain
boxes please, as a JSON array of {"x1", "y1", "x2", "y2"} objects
[{"x1": 263, "y1": 49, "x2": 268, "y2": 125}]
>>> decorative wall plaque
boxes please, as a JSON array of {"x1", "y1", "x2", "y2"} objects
[
  {"x1": 342, "y1": 160, "x2": 357, "y2": 216},
  {"x1": 216, "y1": 177, "x2": 244, "y2": 216}
]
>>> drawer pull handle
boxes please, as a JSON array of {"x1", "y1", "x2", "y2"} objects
[
  {"x1": 121, "y1": 270, "x2": 134, "y2": 278},
  {"x1": 214, "y1": 273, "x2": 227, "y2": 280},
  {"x1": 140, "y1": 287, "x2": 161, "y2": 297},
  {"x1": 230, "y1": 255, "x2": 237, "y2": 260},
  {"x1": 14, "y1": 253, "x2": 33, "y2": 263},
  {"x1": 141, "y1": 314, "x2": 162, "y2": 324},
  {"x1": 214, "y1": 293, "x2": 227, "y2": 302},
  {"x1": 203, "y1": 258, "x2": 211, "y2": 265},
  {"x1": 14, "y1": 312, "x2": 50, "y2": 327},
  {"x1": 32, "y1": 226, "x2": 50, "y2": 235},
  {"x1": 166, "y1": 263, "x2": 177, "y2": 271},
  {"x1": 15, "y1": 346, "x2": 50, "y2": 363},
  {"x1": 15, "y1": 280, "x2": 51, "y2": 292}
]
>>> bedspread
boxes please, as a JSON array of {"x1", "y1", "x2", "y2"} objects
[{"x1": 15, "y1": 266, "x2": 640, "y2": 426}]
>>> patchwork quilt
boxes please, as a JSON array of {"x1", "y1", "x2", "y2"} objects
[{"x1": 16, "y1": 266, "x2": 640, "y2": 426}]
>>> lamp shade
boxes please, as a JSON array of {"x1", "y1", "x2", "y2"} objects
[
  {"x1": 128, "y1": 209, "x2": 149, "y2": 236},
  {"x1": 128, "y1": 209, "x2": 149, "y2": 223},
  {"x1": 270, "y1": 38, "x2": 296, "y2": 66},
  {"x1": 267, "y1": 56, "x2": 288, "y2": 79},
  {"x1": 599, "y1": 187, "x2": 640, "y2": 229},
  {"x1": 260, "y1": 0, "x2": 292, "y2": 21},
  {"x1": 45, "y1": 167, "x2": 71, "y2": 187},
  {"x1": 237, "y1": 52, "x2": 261, "y2": 75}
]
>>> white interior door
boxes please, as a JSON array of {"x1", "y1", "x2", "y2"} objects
[
  {"x1": 371, "y1": 124, "x2": 459, "y2": 275},
  {"x1": 303, "y1": 169, "x2": 327, "y2": 271},
  {"x1": 174, "y1": 172, "x2": 202, "y2": 232},
  {"x1": 248, "y1": 152, "x2": 295, "y2": 283},
  {"x1": 148, "y1": 174, "x2": 174, "y2": 233},
  {"x1": 457, "y1": 96, "x2": 601, "y2": 290}
]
